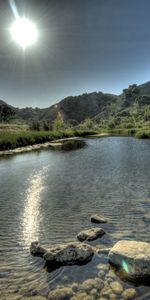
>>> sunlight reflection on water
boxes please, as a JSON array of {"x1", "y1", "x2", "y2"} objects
[{"x1": 22, "y1": 166, "x2": 48, "y2": 246}]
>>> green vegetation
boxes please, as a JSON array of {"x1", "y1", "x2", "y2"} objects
[
  {"x1": 1, "y1": 82, "x2": 150, "y2": 151},
  {"x1": 0, "y1": 115, "x2": 149, "y2": 151},
  {"x1": 0, "y1": 128, "x2": 98, "y2": 151}
]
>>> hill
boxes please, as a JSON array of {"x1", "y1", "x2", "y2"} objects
[{"x1": 0, "y1": 81, "x2": 150, "y2": 126}]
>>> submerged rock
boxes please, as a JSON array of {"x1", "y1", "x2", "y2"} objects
[
  {"x1": 71, "y1": 292, "x2": 90, "y2": 300},
  {"x1": 90, "y1": 214, "x2": 108, "y2": 224},
  {"x1": 30, "y1": 241, "x2": 94, "y2": 269},
  {"x1": 0, "y1": 294, "x2": 22, "y2": 300},
  {"x1": 110, "y1": 281, "x2": 123, "y2": 295},
  {"x1": 48, "y1": 287, "x2": 73, "y2": 300},
  {"x1": 122, "y1": 288, "x2": 137, "y2": 300},
  {"x1": 95, "y1": 246, "x2": 111, "y2": 255},
  {"x1": 80, "y1": 277, "x2": 104, "y2": 292},
  {"x1": 77, "y1": 228, "x2": 105, "y2": 242},
  {"x1": 22, "y1": 297, "x2": 47, "y2": 300},
  {"x1": 109, "y1": 240, "x2": 150, "y2": 282}
]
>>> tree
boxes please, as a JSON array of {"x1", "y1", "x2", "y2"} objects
[
  {"x1": 80, "y1": 118, "x2": 95, "y2": 130},
  {"x1": 52, "y1": 118, "x2": 66, "y2": 131}
]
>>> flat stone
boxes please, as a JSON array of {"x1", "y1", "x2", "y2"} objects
[
  {"x1": 90, "y1": 214, "x2": 108, "y2": 224},
  {"x1": 31, "y1": 241, "x2": 94, "y2": 268},
  {"x1": 109, "y1": 240, "x2": 150, "y2": 281},
  {"x1": 77, "y1": 228, "x2": 105, "y2": 242}
]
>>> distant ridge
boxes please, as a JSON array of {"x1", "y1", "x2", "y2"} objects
[{"x1": 0, "y1": 81, "x2": 150, "y2": 123}]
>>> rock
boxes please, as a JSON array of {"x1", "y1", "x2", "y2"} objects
[
  {"x1": 98, "y1": 270, "x2": 105, "y2": 278},
  {"x1": 101, "y1": 285, "x2": 112, "y2": 297},
  {"x1": 96, "y1": 247, "x2": 111, "y2": 255},
  {"x1": 90, "y1": 288, "x2": 98, "y2": 297},
  {"x1": 110, "y1": 281, "x2": 123, "y2": 295},
  {"x1": 109, "y1": 294, "x2": 117, "y2": 300},
  {"x1": 0, "y1": 294, "x2": 22, "y2": 300},
  {"x1": 30, "y1": 241, "x2": 47, "y2": 257},
  {"x1": 71, "y1": 292, "x2": 90, "y2": 300},
  {"x1": 81, "y1": 278, "x2": 104, "y2": 292},
  {"x1": 71, "y1": 283, "x2": 79, "y2": 293},
  {"x1": 106, "y1": 269, "x2": 117, "y2": 279},
  {"x1": 22, "y1": 297, "x2": 47, "y2": 300},
  {"x1": 77, "y1": 228, "x2": 105, "y2": 242},
  {"x1": 31, "y1": 242, "x2": 94, "y2": 268},
  {"x1": 48, "y1": 287, "x2": 73, "y2": 300},
  {"x1": 109, "y1": 240, "x2": 150, "y2": 281},
  {"x1": 90, "y1": 214, "x2": 108, "y2": 224},
  {"x1": 97, "y1": 263, "x2": 108, "y2": 271},
  {"x1": 122, "y1": 288, "x2": 137, "y2": 300}
]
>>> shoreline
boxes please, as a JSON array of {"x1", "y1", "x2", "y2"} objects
[
  {"x1": 0, "y1": 137, "x2": 81, "y2": 156},
  {"x1": 0, "y1": 131, "x2": 149, "y2": 157}
]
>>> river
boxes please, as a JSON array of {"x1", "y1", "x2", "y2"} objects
[{"x1": 0, "y1": 137, "x2": 150, "y2": 299}]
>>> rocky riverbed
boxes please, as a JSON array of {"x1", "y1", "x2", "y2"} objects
[
  {"x1": 1, "y1": 214, "x2": 150, "y2": 300},
  {"x1": 19, "y1": 214, "x2": 149, "y2": 300}
]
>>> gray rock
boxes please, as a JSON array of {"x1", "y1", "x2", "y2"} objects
[
  {"x1": 30, "y1": 241, "x2": 94, "y2": 267},
  {"x1": 109, "y1": 240, "x2": 150, "y2": 281},
  {"x1": 90, "y1": 214, "x2": 108, "y2": 223},
  {"x1": 77, "y1": 228, "x2": 105, "y2": 242}
]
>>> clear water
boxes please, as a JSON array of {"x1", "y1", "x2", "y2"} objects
[{"x1": 0, "y1": 137, "x2": 150, "y2": 299}]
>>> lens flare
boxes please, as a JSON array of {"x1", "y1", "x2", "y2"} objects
[
  {"x1": 9, "y1": 0, "x2": 19, "y2": 19},
  {"x1": 122, "y1": 260, "x2": 129, "y2": 273}
]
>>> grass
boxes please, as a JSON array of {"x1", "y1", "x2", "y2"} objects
[
  {"x1": 0, "y1": 124, "x2": 149, "y2": 151},
  {"x1": 134, "y1": 129, "x2": 150, "y2": 139},
  {"x1": 0, "y1": 129, "x2": 98, "y2": 151}
]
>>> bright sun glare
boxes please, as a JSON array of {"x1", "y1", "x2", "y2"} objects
[{"x1": 10, "y1": 17, "x2": 38, "y2": 49}]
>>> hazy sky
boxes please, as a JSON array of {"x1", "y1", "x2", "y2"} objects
[{"x1": 0, "y1": 0, "x2": 150, "y2": 108}]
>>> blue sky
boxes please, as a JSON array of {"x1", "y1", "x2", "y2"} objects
[{"x1": 0, "y1": 0, "x2": 150, "y2": 107}]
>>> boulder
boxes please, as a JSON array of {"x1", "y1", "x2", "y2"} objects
[
  {"x1": 77, "y1": 228, "x2": 105, "y2": 242},
  {"x1": 90, "y1": 214, "x2": 108, "y2": 223},
  {"x1": 30, "y1": 241, "x2": 94, "y2": 268},
  {"x1": 109, "y1": 240, "x2": 150, "y2": 281}
]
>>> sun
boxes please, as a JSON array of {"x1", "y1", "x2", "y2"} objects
[{"x1": 10, "y1": 17, "x2": 38, "y2": 49}]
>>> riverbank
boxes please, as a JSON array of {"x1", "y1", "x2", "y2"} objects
[
  {"x1": 0, "y1": 129, "x2": 98, "y2": 152},
  {"x1": 0, "y1": 137, "x2": 87, "y2": 156},
  {"x1": 0, "y1": 128, "x2": 149, "y2": 156}
]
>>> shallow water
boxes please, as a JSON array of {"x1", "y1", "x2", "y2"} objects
[{"x1": 0, "y1": 137, "x2": 150, "y2": 299}]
